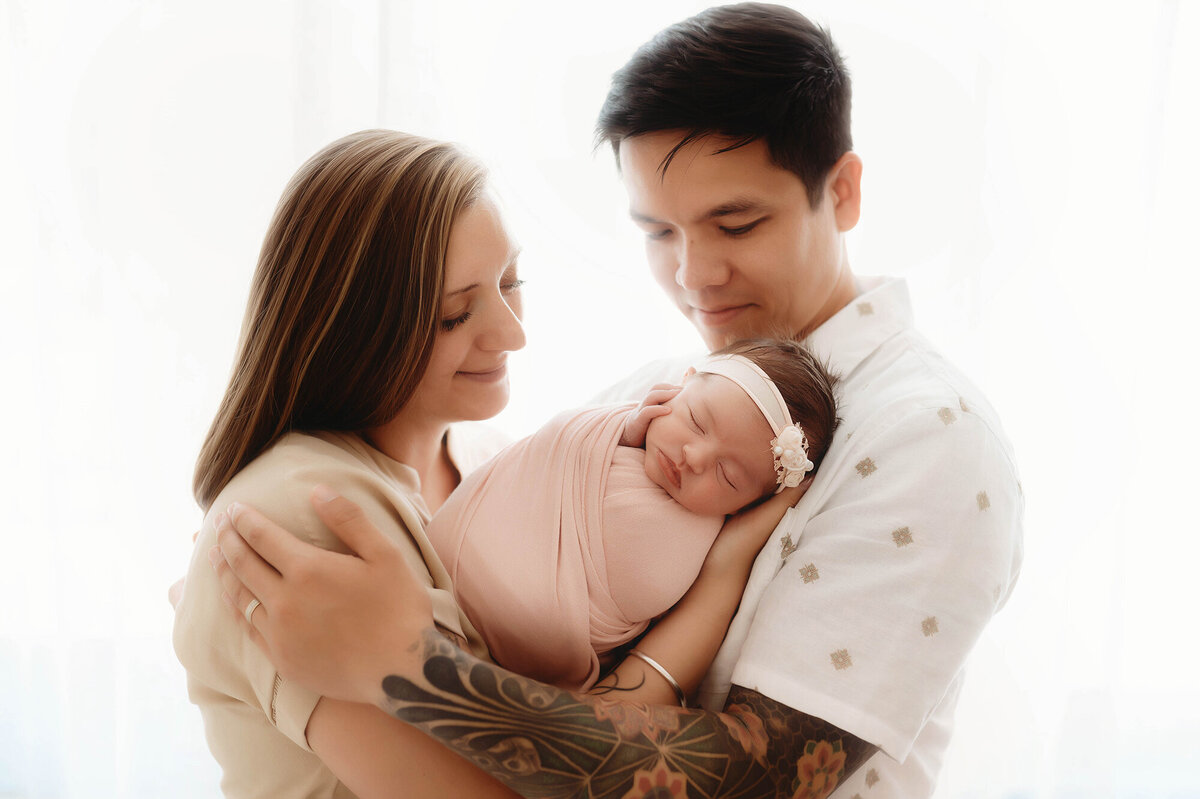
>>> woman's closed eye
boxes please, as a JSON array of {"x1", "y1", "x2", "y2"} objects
[{"x1": 441, "y1": 311, "x2": 472, "y2": 331}]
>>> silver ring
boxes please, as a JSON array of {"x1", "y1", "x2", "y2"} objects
[{"x1": 243, "y1": 598, "x2": 261, "y2": 624}]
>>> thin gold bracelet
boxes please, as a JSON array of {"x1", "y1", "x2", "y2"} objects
[{"x1": 628, "y1": 649, "x2": 686, "y2": 708}]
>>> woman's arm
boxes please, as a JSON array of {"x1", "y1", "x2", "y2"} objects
[
  {"x1": 307, "y1": 698, "x2": 521, "y2": 799},
  {"x1": 212, "y1": 495, "x2": 874, "y2": 799},
  {"x1": 590, "y1": 484, "x2": 807, "y2": 706}
]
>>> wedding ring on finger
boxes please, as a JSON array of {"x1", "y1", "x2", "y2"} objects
[{"x1": 243, "y1": 598, "x2": 261, "y2": 625}]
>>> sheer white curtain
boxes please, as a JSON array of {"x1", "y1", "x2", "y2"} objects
[{"x1": 1, "y1": 1, "x2": 1195, "y2": 796}]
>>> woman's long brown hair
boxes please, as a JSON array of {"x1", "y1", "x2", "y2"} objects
[{"x1": 193, "y1": 130, "x2": 486, "y2": 510}]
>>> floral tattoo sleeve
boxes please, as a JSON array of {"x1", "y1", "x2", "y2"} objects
[{"x1": 379, "y1": 630, "x2": 877, "y2": 799}]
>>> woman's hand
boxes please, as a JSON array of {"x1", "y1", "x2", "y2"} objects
[
  {"x1": 619, "y1": 383, "x2": 681, "y2": 447},
  {"x1": 211, "y1": 486, "x2": 433, "y2": 706},
  {"x1": 704, "y1": 481, "x2": 810, "y2": 575}
]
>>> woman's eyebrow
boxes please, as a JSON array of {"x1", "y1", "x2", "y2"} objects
[{"x1": 444, "y1": 283, "x2": 478, "y2": 298}]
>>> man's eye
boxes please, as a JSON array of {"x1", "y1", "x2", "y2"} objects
[
  {"x1": 720, "y1": 219, "x2": 763, "y2": 237},
  {"x1": 647, "y1": 228, "x2": 673, "y2": 241}
]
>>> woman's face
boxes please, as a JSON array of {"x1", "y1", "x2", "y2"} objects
[{"x1": 406, "y1": 194, "x2": 526, "y2": 425}]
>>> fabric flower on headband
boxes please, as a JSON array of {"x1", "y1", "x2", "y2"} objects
[{"x1": 771, "y1": 425, "x2": 814, "y2": 488}]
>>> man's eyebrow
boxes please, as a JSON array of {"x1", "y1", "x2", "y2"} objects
[
  {"x1": 704, "y1": 199, "x2": 767, "y2": 220},
  {"x1": 629, "y1": 209, "x2": 662, "y2": 225},
  {"x1": 629, "y1": 199, "x2": 767, "y2": 226}
]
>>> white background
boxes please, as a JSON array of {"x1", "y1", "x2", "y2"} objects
[{"x1": 1, "y1": 1, "x2": 1197, "y2": 796}]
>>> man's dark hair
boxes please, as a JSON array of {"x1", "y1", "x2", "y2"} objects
[{"x1": 595, "y1": 2, "x2": 852, "y2": 208}]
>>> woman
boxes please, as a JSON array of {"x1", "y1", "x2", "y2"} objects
[
  {"x1": 176, "y1": 128, "x2": 797, "y2": 798},
  {"x1": 173, "y1": 130, "x2": 526, "y2": 798}
]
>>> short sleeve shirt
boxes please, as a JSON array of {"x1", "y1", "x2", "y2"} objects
[{"x1": 593, "y1": 277, "x2": 1023, "y2": 798}]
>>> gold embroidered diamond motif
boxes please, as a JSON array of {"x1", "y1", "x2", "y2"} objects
[
  {"x1": 800, "y1": 563, "x2": 820, "y2": 583},
  {"x1": 892, "y1": 527, "x2": 913, "y2": 547},
  {"x1": 977, "y1": 491, "x2": 990, "y2": 510},
  {"x1": 938, "y1": 407, "x2": 957, "y2": 425},
  {"x1": 857, "y1": 302, "x2": 874, "y2": 315},
  {"x1": 855, "y1": 458, "x2": 877, "y2": 477},
  {"x1": 830, "y1": 649, "x2": 852, "y2": 670},
  {"x1": 865, "y1": 769, "x2": 880, "y2": 787},
  {"x1": 922, "y1": 616, "x2": 939, "y2": 636},
  {"x1": 780, "y1": 534, "x2": 798, "y2": 560}
]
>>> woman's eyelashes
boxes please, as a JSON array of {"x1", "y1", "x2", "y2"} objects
[
  {"x1": 441, "y1": 273, "x2": 523, "y2": 331},
  {"x1": 441, "y1": 311, "x2": 472, "y2": 331}
]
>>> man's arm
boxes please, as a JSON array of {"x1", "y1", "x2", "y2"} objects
[
  {"x1": 380, "y1": 629, "x2": 877, "y2": 799},
  {"x1": 214, "y1": 493, "x2": 878, "y2": 798}
]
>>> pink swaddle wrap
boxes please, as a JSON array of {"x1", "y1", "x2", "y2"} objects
[{"x1": 428, "y1": 404, "x2": 722, "y2": 690}]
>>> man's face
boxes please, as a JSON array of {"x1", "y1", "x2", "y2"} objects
[{"x1": 619, "y1": 132, "x2": 860, "y2": 349}]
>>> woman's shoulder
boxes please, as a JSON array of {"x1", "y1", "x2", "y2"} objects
[{"x1": 210, "y1": 431, "x2": 421, "y2": 551}]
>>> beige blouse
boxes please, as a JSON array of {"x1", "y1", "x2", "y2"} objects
[{"x1": 173, "y1": 427, "x2": 503, "y2": 799}]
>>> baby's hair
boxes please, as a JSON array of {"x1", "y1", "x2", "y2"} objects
[{"x1": 710, "y1": 338, "x2": 841, "y2": 475}]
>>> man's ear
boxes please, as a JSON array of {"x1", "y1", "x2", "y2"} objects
[{"x1": 826, "y1": 151, "x2": 863, "y2": 232}]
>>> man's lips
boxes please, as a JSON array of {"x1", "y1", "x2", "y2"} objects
[
  {"x1": 692, "y1": 304, "x2": 751, "y2": 326},
  {"x1": 657, "y1": 449, "x2": 682, "y2": 490}
]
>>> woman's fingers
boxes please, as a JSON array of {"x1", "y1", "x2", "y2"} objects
[{"x1": 309, "y1": 485, "x2": 398, "y2": 562}]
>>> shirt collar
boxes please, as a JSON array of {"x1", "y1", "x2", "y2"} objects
[{"x1": 804, "y1": 276, "x2": 913, "y2": 377}]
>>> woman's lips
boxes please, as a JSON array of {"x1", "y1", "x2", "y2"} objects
[
  {"x1": 456, "y1": 363, "x2": 508, "y2": 382},
  {"x1": 657, "y1": 449, "x2": 681, "y2": 490}
]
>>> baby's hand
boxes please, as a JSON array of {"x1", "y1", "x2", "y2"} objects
[{"x1": 620, "y1": 383, "x2": 681, "y2": 447}]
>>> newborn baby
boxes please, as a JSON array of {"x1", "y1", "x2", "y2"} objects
[{"x1": 427, "y1": 337, "x2": 839, "y2": 689}]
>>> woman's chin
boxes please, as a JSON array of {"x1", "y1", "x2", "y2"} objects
[{"x1": 456, "y1": 386, "x2": 510, "y2": 422}]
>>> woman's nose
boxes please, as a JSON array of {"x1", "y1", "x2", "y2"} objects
[{"x1": 481, "y1": 296, "x2": 526, "y2": 352}]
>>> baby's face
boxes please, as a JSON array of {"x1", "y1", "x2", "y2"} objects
[{"x1": 643, "y1": 374, "x2": 779, "y2": 517}]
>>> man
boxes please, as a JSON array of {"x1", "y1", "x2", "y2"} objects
[{"x1": 215, "y1": 4, "x2": 1022, "y2": 797}]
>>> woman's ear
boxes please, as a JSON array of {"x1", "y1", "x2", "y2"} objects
[{"x1": 682, "y1": 367, "x2": 697, "y2": 383}]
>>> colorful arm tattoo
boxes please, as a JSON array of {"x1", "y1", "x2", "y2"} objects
[{"x1": 379, "y1": 630, "x2": 878, "y2": 799}]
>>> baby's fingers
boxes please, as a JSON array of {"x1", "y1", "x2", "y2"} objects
[{"x1": 642, "y1": 385, "x2": 682, "y2": 407}]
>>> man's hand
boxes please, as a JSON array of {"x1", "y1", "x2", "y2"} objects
[
  {"x1": 211, "y1": 486, "x2": 432, "y2": 705},
  {"x1": 619, "y1": 383, "x2": 681, "y2": 447},
  {"x1": 704, "y1": 480, "x2": 809, "y2": 573}
]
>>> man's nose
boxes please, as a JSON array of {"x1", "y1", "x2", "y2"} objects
[{"x1": 675, "y1": 239, "x2": 729, "y2": 291}]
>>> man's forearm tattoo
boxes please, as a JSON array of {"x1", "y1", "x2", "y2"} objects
[{"x1": 380, "y1": 630, "x2": 876, "y2": 799}]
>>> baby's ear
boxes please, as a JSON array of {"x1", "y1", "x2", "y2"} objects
[{"x1": 682, "y1": 367, "x2": 697, "y2": 382}]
